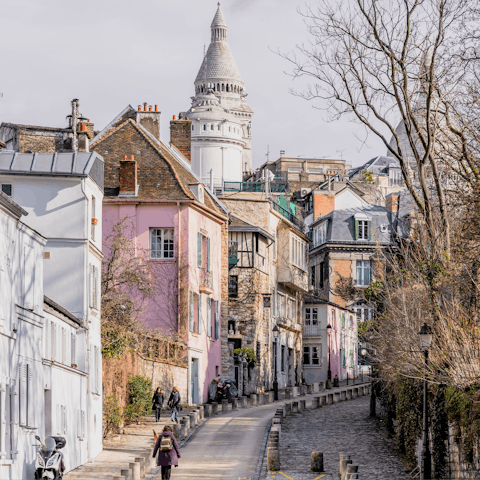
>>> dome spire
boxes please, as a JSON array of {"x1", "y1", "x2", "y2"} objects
[{"x1": 211, "y1": 3, "x2": 227, "y2": 42}]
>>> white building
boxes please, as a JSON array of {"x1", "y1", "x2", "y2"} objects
[
  {"x1": 184, "y1": 3, "x2": 254, "y2": 189},
  {"x1": 0, "y1": 151, "x2": 104, "y2": 475}
]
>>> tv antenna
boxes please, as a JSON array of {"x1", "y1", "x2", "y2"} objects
[
  {"x1": 336, "y1": 149, "x2": 346, "y2": 160},
  {"x1": 265, "y1": 145, "x2": 270, "y2": 162}
]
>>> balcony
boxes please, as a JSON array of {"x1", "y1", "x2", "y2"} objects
[
  {"x1": 223, "y1": 180, "x2": 288, "y2": 194},
  {"x1": 199, "y1": 268, "x2": 214, "y2": 294},
  {"x1": 303, "y1": 324, "x2": 321, "y2": 338},
  {"x1": 228, "y1": 241, "x2": 238, "y2": 268}
]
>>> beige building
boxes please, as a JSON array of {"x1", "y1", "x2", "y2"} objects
[{"x1": 221, "y1": 195, "x2": 310, "y2": 394}]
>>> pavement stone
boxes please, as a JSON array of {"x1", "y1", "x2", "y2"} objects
[{"x1": 261, "y1": 396, "x2": 409, "y2": 480}]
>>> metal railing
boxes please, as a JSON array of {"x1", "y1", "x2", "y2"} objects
[
  {"x1": 303, "y1": 324, "x2": 321, "y2": 337},
  {"x1": 271, "y1": 200, "x2": 304, "y2": 230},
  {"x1": 223, "y1": 181, "x2": 288, "y2": 193}
]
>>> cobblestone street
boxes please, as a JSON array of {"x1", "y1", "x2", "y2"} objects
[{"x1": 262, "y1": 396, "x2": 409, "y2": 480}]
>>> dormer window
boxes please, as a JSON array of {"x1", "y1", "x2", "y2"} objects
[{"x1": 354, "y1": 214, "x2": 372, "y2": 241}]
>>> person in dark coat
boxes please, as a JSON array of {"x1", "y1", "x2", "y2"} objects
[
  {"x1": 167, "y1": 386, "x2": 181, "y2": 423},
  {"x1": 152, "y1": 425, "x2": 181, "y2": 479},
  {"x1": 152, "y1": 387, "x2": 165, "y2": 422}
]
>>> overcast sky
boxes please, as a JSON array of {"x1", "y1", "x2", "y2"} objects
[{"x1": 0, "y1": 0, "x2": 386, "y2": 168}]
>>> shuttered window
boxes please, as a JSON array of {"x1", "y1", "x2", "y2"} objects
[
  {"x1": 24, "y1": 245, "x2": 35, "y2": 310},
  {"x1": 45, "y1": 320, "x2": 51, "y2": 359},
  {"x1": 71, "y1": 333, "x2": 76, "y2": 366},
  {"x1": 214, "y1": 300, "x2": 220, "y2": 339},
  {"x1": 198, "y1": 294, "x2": 203, "y2": 335},
  {"x1": 89, "y1": 265, "x2": 94, "y2": 307},
  {"x1": 355, "y1": 220, "x2": 371, "y2": 240},
  {"x1": 62, "y1": 327, "x2": 66, "y2": 364},
  {"x1": 19, "y1": 364, "x2": 27, "y2": 427},
  {"x1": 51, "y1": 323, "x2": 57, "y2": 361},
  {"x1": 193, "y1": 294, "x2": 199, "y2": 333},
  {"x1": 197, "y1": 233, "x2": 203, "y2": 267},
  {"x1": 207, "y1": 237, "x2": 211, "y2": 271},
  {"x1": 78, "y1": 409, "x2": 85, "y2": 440},
  {"x1": 189, "y1": 291, "x2": 194, "y2": 332},
  {"x1": 94, "y1": 346, "x2": 100, "y2": 394},
  {"x1": 89, "y1": 265, "x2": 99, "y2": 309}
]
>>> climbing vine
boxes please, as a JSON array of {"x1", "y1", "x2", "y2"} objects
[{"x1": 431, "y1": 385, "x2": 449, "y2": 479}]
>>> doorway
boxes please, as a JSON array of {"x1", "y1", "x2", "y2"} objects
[
  {"x1": 288, "y1": 348, "x2": 295, "y2": 386},
  {"x1": 191, "y1": 358, "x2": 199, "y2": 405}
]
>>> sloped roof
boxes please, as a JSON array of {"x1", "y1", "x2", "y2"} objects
[
  {"x1": 195, "y1": 42, "x2": 243, "y2": 84},
  {"x1": 0, "y1": 189, "x2": 28, "y2": 218},
  {"x1": 0, "y1": 152, "x2": 104, "y2": 191},
  {"x1": 90, "y1": 108, "x2": 226, "y2": 218},
  {"x1": 312, "y1": 205, "x2": 393, "y2": 245},
  {"x1": 229, "y1": 214, "x2": 274, "y2": 241},
  {"x1": 211, "y1": 3, "x2": 227, "y2": 28},
  {"x1": 0, "y1": 140, "x2": 6, "y2": 149},
  {"x1": 349, "y1": 156, "x2": 400, "y2": 178}
]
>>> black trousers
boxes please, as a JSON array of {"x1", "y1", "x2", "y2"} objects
[
  {"x1": 155, "y1": 406, "x2": 162, "y2": 422},
  {"x1": 161, "y1": 465, "x2": 171, "y2": 479}
]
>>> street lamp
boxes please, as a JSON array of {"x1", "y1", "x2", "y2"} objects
[
  {"x1": 419, "y1": 321, "x2": 433, "y2": 480},
  {"x1": 272, "y1": 325, "x2": 280, "y2": 401},
  {"x1": 326, "y1": 323, "x2": 332, "y2": 389}
]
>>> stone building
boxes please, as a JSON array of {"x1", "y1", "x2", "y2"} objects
[
  {"x1": 175, "y1": 3, "x2": 254, "y2": 189},
  {"x1": 221, "y1": 195, "x2": 310, "y2": 394},
  {"x1": 0, "y1": 99, "x2": 94, "y2": 154},
  {"x1": 245, "y1": 150, "x2": 351, "y2": 194}
]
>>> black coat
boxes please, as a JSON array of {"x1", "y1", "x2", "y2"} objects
[
  {"x1": 167, "y1": 391, "x2": 181, "y2": 409},
  {"x1": 152, "y1": 392, "x2": 164, "y2": 408}
]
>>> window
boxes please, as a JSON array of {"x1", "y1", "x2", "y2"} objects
[
  {"x1": 390, "y1": 169, "x2": 402, "y2": 186},
  {"x1": 198, "y1": 294, "x2": 203, "y2": 334},
  {"x1": 287, "y1": 298, "x2": 294, "y2": 319},
  {"x1": 319, "y1": 261, "x2": 325, "y2": 288},
  {"x1": 203, "y1": 124, "x2": 206, "y2": 131},
  {"x1": 218, "y1": 125, "x2": 221, "y2": 131},
  {"x1": 342, "y1": 348, "x2": 346, "y2": 367},
  {"x1": 256, "y1": 342, "x2": 261, "y2": 367},
  {"x1": 341, "y1": 312, "x2": 345, "y2": 329},
  {"x1": 193, "y1": 293, "x2": 199, "y2": 333},
  {"x1": 91, "y1": 196, "x2": 96, "y2": 241},
  {"x1": 78, "y1": 410, "x2": 86, "y2": 440},
  {"x1": 228, "y1": 276, "x2": 238, "y2": 297},
  {"x1": 291, "y1": 235, "x2": 307, "y2": 271},
  {"x1": 355, "y1": 220, "x2": 371, "y2": 240},
  {"x1": 303, "y1": 345, "x2": 321, "y2": 365},
  {"x1": 313, "y1": 222, "x2": 328, "y2": 247},
  {"x1": 57, "y1": 404, "x2": 67, "y2": 435},
  {"x1": 71, "y1": 333, "x2": 76, "y2": 366},
  {"x1": 197, "y1": 232, "x2": 210, "y2": 270},
  {"x1": 189, "y1": 291, "x2": 194, "y2": 332},
  {"x1": 211, "y1": 124, "x2": 214, "y2": 130},
  {"x1": 23, "y1": 245, "x2": 35, "y2": 310},
  {"x1": 288, "y1": 167, "x2": 302, "y2": 173},
  {"x1": 356, "y1": 260, "x2": 371, "y2": 287},
  {"x1": 89, "y1": 265, "x2": 99, "y2": 309},
  {"x1": 192, "y1": 125, "x2": 194, "y2": 131},
  {"x1": 281, "y1": 345, "x2": 286, "y2": 372},
  {"x1": 214, "y1": 300, "x2": 220, "y2": 339},
  {"x1": 93, "y1": 345, "x2": 100, "y2": 394},
  {"x1": 1, "y1": 184, "x2": 12, "y2": 196},
  {"x1": 308, "y1": 168, "x2": 323, "y2": 174},
  {"x1": 305, "y1": 307, "x2": 318, "y2": 325},
  {"x1": 278, "y1": 293, "x2": 286, "y2": 318},
  {"x1": 311, "y1": 266, "x2": 316, "y2": 287},
  {"x1": 150, "y1": 228, "x2": 174, "y2": 259},
  {"x1": 353, "y1": 304, "x2": 374, "y2": 322}
]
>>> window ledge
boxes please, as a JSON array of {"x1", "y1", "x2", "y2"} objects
[{"x1": 0, "y1": 460, "x2": 14, "y2": 465}]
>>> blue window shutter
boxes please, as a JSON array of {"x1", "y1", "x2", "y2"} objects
[
  {"x1": 215, "y1": 301, "x2": 220, "y2": 339},
  {"x1": 207, "y1": 237, "x2": 211, "y2": 271},
  {"x1": 197, "y1": 233, "x2": 202, "y2": 268},
  {"x1": 207, "y1": 298, "x2": 211, "y2": 337},
  {"x1": 368, "y1": 221, "x2": 372, "y2": 241},
  {"x1": 355, "y1": 220, "x2": 359, "y2": 240},
  {"x1": 189, "y1": 291, "x2": 194, "y2": 332}
]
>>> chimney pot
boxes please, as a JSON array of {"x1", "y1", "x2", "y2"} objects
[
  {"x1": 138, "y1": 105, "x2": 142, "y2": 111},
  {"x1": 143, "y1": 103, "x2": 148, "y2": 112},
  {"x1": 149, "y1": 105, "x2": 153, "y2": 112},
  {"x1": 186, "y1": 117, "x2": 189, "y2": 121},
  {"x1": 87, "y1": 119, "x2": 91, "y2": 122},
  {"x1": 173, "y1": 115, "x2": 177, "y2": 120},
  {"x1": 130, "y1": 155, "x2": 134, "y2": 160},
  {"x1": 124, "y1": 155, "x2": 127, "y2": 160},
  {"x1": 155, "y1": 105, "x2": 158, "y2": 112}
]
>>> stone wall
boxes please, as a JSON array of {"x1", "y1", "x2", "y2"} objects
[
  {"x1": 170, "y1": 118, "x2": 191, "y2": 161},
  {"x1": 103, "y1": 348, "x2": 188, "y2": 410},
  {"x1": 445, "y1": 424, "x2": 480, "y2": 480}
]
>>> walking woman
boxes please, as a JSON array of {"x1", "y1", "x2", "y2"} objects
[
  {"x1": 167, "y1": 386, "x2": 181, "y2": 423},
  {"x1": 152, "y1": 387, "x2": 165, "y2": 422},
  {"x1": 152, "y1": 425, "x2": 181, "y2": 480}
]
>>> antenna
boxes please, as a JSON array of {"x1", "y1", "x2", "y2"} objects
[
  {"x1": 266, "y1": 145, "x2": 270, "y2": 162},
  {"x1": 336, "y1": 149, "x2": 346, "y2": 160}
]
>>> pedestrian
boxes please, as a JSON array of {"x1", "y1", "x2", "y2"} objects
[
  {"x1": 152, "y1": 425, "x2": 181, "y2": 480},
  {"x1": 167, "y1": 386, "x2": 181, "y2": 423},
  {"x1": 152, "y1": 387, "x2": 165, "y2": 422}
]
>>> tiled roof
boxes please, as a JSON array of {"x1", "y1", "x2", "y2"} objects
[
  {"x1": 195, "y1": 41, "x2": 243, "y2": 84},
  {"x1": 0, "y1": 189, "x2": 28, "y2": 218},
  {"x1": 348, "y1": 156, "x2": 400, "y2": 178},
  {"x1": 91, "y1": 110, "x2": 226, "y2": 217},
  {"x1": 211, "y1": 3, "x2": 227, "y2": 28}
]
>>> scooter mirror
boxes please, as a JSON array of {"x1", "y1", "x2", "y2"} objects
[{"x1": 35, "y1": 435, "x2": 41, "y2": 441}]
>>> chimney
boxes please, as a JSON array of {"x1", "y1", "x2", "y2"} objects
[
  {"x1": 136, "y1": 102, "x2": 161, "y2": 141},
  {"x1": 313, "y1": 191, "x2": 335, "y2": 220},
  {"x1": 386, "y1": 193, "x2": 399, "y2": 212},
  {"x1": 280, "y1": 150, "x2": 285, "y2": 158},
  {"x1": 77, "y1": 122, "x2": 89, "y2": 152},
  {"x1": 85, "y1": 119, "x2": 95, "y2": 140},
  {"x1": 170, "y1": 114, "x2": 191, "y2": 162},
  {"x1": 119, "y1": 155, "x2": 138, "y2": 196}
]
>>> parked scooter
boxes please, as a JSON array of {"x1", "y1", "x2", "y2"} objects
[{"x1": 34, "y1": 435, "x2": 66, "y2": 480}]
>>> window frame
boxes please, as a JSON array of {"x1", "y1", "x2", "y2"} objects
[
  {"x1": 150, "y1": 228, "x2": 175, "y2": 260},
  {"x1": 356, "y1": 260, "x2": 371, "y2": 287},
  {"x1": 228, "y1": 275, "x2": 238, "y2": 297},
  {"x1": 1, "y1": 183, "x2": 13, "y2": 197}
]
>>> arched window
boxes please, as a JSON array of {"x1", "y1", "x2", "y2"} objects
[
  {"x1": 229, "y1": 126, "x2": 231, "y2": 132},
  {"x1": 203, "y1": 125, "x2": 206, "y2": 131},
  {"x1": 217, "y1": 83, "x2": 220, "y2": 91},
  {"x1": 192, "y1": 125, "x2": 194, "y2": 131},
  {"x1": 211, "y1": 124, "x2": 214, "y2": 130},
  {"x1": 222, "y1": 84, "x2": 225, "y2": 91},
  {"x1": 218, "y1": 125, "x2": 221, "y2": 131}
]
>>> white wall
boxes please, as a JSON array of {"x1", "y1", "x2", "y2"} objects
[{"x1": 335, "y1": 189, "x2": 368, "y2": 210}]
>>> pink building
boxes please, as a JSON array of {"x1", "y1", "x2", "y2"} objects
[{"x1": 91, "y1": 105, "x2": 229, "y2": 404}]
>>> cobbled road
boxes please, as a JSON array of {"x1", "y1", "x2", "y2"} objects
[{"x1": 262, "y1": 395, "x2": 409, "y2": 480}]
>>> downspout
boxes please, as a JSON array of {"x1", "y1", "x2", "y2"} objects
[{"x1": 177, "y1": 201, "x2": 181, "y2": 333}]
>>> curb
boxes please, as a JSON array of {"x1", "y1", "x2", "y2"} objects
[{"x1": 253, "y1": 418, "x2": 273, "y2": 480}]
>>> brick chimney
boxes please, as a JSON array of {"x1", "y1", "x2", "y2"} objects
[
  {"x1": 77, "y1": 122, "x2": 89, "y2": 152},
  {"x1": 313, "y1": 191, "x2": 335, "y2": 220},
  {"x1": 386, "y1": 193, "x2": 399, "y2": 212},
  {"x1": 136, "y1": 103, "x2": 161, "y2": 141},
  {"x1": 119, "y1": 155, "x2": 138, "y2": 196},
  {"x1": 170, "y1": 114, "x2": 191, "y2": 161}
]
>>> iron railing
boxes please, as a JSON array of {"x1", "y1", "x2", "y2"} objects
[
  {"x1": 223, "y1": 181, "x2": 288, "y2": 193},
  {"x1": 271, "y1": 200, "x2": 304, "y2": 230},
  {"x1": 303, "y1": 324, "x2": 321, "y2": 337}
]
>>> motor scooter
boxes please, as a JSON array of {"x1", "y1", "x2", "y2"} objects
[{"x1": 34, "y1": 435, "x2": 66, "y2": 480}]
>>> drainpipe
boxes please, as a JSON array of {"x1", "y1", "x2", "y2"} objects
[{"x1": 177, "y1": 201, "x2": 182, "y2": 333}]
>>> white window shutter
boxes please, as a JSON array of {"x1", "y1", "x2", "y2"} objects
[
  {"x1": 81, "y1": 410, "x2": 85, "y2": 440},
  {"x1": 94, "y1": 266, "x2": 99, "y2": 309},
  {"x1": 45, "y1": 320, "x2": 51, "y2": 360},
  {"x1": 10, "y1": 383, "x2": 18, "y2": 457},
  {"x1": 51, "y1": 323, "x2": 56, "y2": 361},
  {"x1": 89, "y1": 265, "x2": 94, "y2": 307},
  {"x1": 63, "y1": 405, "x2": 67, "y2": 434},
  {"x1": 23, "y1": 246, "x2": 35, "y2": 310},
  {"x1": 56, "y1": 405, "x2": 61, "y2": 435},
  {"x1": 19, "y1": 363, "x2": 27, "y2": 427},
  {"x1": 71, "y1": 333, "x2": 76, "y2": 366},
  {"x1": 94, "y1": 346, "x2": 99, "y2": 394},
  {"x1": 27, "y1": 364, "x2": 33, "y2": 428}
]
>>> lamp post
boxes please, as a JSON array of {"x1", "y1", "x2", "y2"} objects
[
  {"x1": 272, "y1": 325, "x2": 280, "y2": 400},
  {"x1": 326, "y1": 323, "x2": 332, "y2": 389},
  {"x1": 419, "y1": 321, "x2": 433, "y2": 480}
]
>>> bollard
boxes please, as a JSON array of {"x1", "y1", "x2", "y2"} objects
[
  {"x1": 222, "y1": 399, "x2": 229, "y2": 413},
  {"x1": 179, "y1": 421, "x2": 187, "y2": 439},
  {"x1": 352, "y1": 388, "x2": 358, "y2": 399},
  {"x1": 267, "y1": 447, "x2": 280, "y2": 471},
  {"x1": 204, "y1": 403, "x2": 212, "y2": 417},
  {"x1": 269, "y1": 391, "x2": 274, "y2": 403},
  {"x1": 307, "y1": 384, "x2": 313, "y2": 394},
  {"x1": 311, "y1": 451, "x2": 324, "y2": 472},
  {"x1": 173, "y1": 423, "x2": 181, "y2": 439},
  {"x1": 258, "y1": 393, "x2": 264, "y2": 406},
  {"x1": 276, "y1": 408, "x2": 284, "y2": 418},
  {"x1": 292, "y1": 401, "x2": 299, "y2": 413},
  {"x1": 198, "y1": 405, "x2": 204, "y2": 420},
  {"x1": 272, "y1": 416, "x2": 281, "y2": 424},
  {"x1": 320, "y1": 395, "x2": 327, "y2": 406},
  {"x1": 134, "y1": 457, "x2": 145, "y2": 478},
  {"x1": 292, "y1": 386, "x2": 299, "y2": 397},
  {"x1": 240, "y1": 396, "x2": 248, "y2": 408},
  {"x1": 212, "y1": 402, "x2": 219, "y2": 414},
  {"x1": 264, "y1": 392, "x2": 269, "y2": 404},
  {"x1": 129, "y1": 462, "x2": 140, "y2": 480},
  {"x1": 285, "y1": 388, "x2": 291, "y2": 400},
  {"x1": 346, "y1": 464, "x2": 359, "y2": 479},
  {"x1": 346, "y1": 389, "x2": 352, "y2": 400},
  {"x1": 183, "y1": 416, "x2": 191, "y2": 430},
  {"x1": 340, "y1": 455, "x2": 352, "y2": 480},
  {"x1": 340, "y1": 391, "x2": 346, "y2": 401},
  {"x1": 312, "y1": 396, "x2": 320, "y2": 409},
  {"x1": 145, "y1": 447, "x2": 155, "y2": 470},
  {"x1": 250, "y1": 394, "x2": 257, "y2": 407},
  {"x1": 285, "y1": 403, "x2": 292, "y2": 415},
  {"x1": 333, "y1": 392, "x2": 340, "y2": 403},
  {"x1": 232, "y1": 397, "x2": 239, "y2": 410},
  {"x1": 140, "y1": 452, "x2": 150, "y2": 474},
  {"x1": 121, "y1": 469, "x2": 132, "y2": 480},
  {"x1": 189, "y1": 411, "x2": 197, "y2": 426},
  {"x1": 300, "y1": 399, "x2": 306, "y2": 411}
]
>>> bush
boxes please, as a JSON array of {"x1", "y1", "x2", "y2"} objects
[
  {"x1": 234, "y1": 347, "x2": 257, "y2": 364},
  {"x1": 127, "y1": 374, "x2": 153, "y2": 423},
  {"x1": 123, "y1": 404, "x2": 136, "y2": 425},
  {"x1": 103, "y1": 395, "x2": 122, "y2": 438}
]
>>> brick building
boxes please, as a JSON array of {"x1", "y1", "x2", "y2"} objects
[
  {"x1": 89, "y1": 103, "x2": 229, "y2": 404},
  {"x1": 222, "y1": 195, "x2": 310, "y2": 394}
]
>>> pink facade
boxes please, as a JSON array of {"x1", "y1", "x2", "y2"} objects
[{"x1": 103, "y1": 200, "x2": 224, "y2": 405}]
